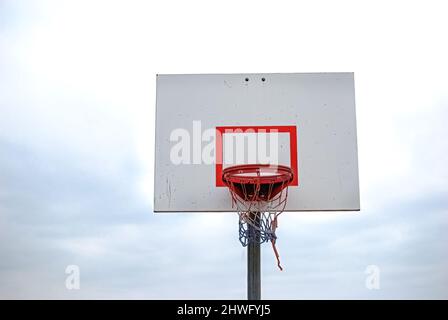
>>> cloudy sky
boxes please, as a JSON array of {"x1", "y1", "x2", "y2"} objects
[{"x1": 1, "y1": 0, "x2": 447, "y2": 299}]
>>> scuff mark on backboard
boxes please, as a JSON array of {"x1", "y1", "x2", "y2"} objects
[{"x1": 166, "y1": 178, "x2": 172, "y2": 209}]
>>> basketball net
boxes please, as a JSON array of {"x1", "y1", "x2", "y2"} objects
[{"x1": 222, "y1": 165, "x2": 293, "y2": 271}]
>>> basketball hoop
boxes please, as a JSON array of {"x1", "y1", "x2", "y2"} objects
[{"x1": 222, "y1": 164, "x2": 294, "y2": 270}]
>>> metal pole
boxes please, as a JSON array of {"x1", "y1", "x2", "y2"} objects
[{"x1": 247, "y1": 213, "x2": 261, "y2": 300}]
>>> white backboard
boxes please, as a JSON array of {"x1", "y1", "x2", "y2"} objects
[{"x1": 154, "y1": 73, "x2": 359, "y2": 212}]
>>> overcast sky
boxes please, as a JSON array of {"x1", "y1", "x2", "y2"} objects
[{"x1": 1, "y1": 0, "x2": 447, "y2": 299}]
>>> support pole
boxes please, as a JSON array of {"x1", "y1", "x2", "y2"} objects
[{"x1": 247, "y1": 213, "x2": 261, "y2": 300}]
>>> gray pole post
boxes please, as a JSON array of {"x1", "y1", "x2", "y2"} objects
[{"x1": 247, "y1": 213, "x2": 261, "y2": 300}]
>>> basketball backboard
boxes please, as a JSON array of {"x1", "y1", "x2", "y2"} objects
[{"x1": 154, "y1": 73, "x2": 359, "y2": 212}]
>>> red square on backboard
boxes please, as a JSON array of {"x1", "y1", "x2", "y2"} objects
[{"x1": 215, "y1": 126, "x2": 299, "y2": 187}]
